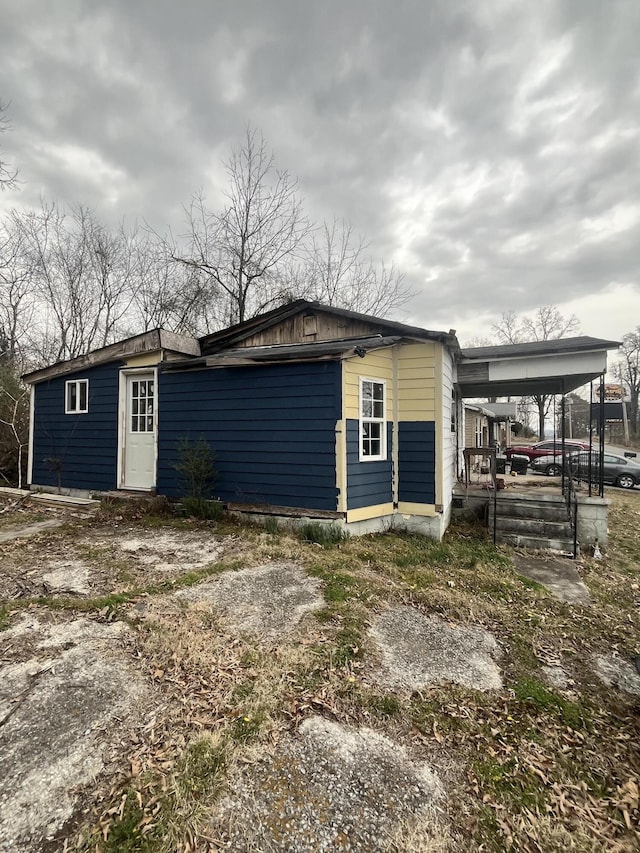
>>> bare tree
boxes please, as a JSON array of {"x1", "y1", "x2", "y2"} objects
[
  {"x1": 493, "y1": 306, "x2": 579, "y2": 346},
  {"x1": 128, "y1": 230, "x2": 209, "y2": 335},
  {"x1": 616, "y1": 328, "x2": 640, "y2": 436},
  {"x1": 13, "y1": 201, "x2": 138, "y2": 362},
  {"x1": 0, "y1": 212, "x2": 37, "y2": 366},
  {"x1": 0, "y1": 101, "x2": 18, "y2": 190},
  {"x1": 492, "y1": 306, "x2": 580, "y2": 438},
  {"x1": 462, "y1": 336, "x2": 494, "y2": 348},
  {"x1": 299, "y1": 217, "x2": 412, "y2": 316},
  {"x1": 172, "y1": 126, "x2": 311, "y2": 327},
  {"x1": 0, "y1": 363, "x2": 28, "y2": 487}
]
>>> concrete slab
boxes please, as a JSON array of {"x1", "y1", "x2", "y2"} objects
[
  {"x1": 0, "y1": 487, "x2": 99, "y2": 510},
  {"x1": 216, "y1": 716, "x2": 444, "y2": 852},
  {"x1": 593, "y1": 654, "x2": 640, "y2": 697},
  {"x1": 512, "y1": 554, "x2": 591, "y2": 605},
  {"x1": 30, "y1": 493, "x2": 100, "y2": 510},
  {"x1": 369, "y1": 606, "x2": 503, "y2": 692},
  {"x1": 0, "y1": 615, "x2": 149, "y2": 853},
  {"x1": 42, "y1": 563, "x2": 91, "y2": 596},
  {"x1": 175, "y1": 563, "x2": 323, "y2": 642},
  {"x1": 0, "y1": 488, "x2": 30, "y2": 499}
]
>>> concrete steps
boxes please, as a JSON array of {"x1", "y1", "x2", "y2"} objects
[
  {"x1": 495, "y1": 531, "x2": 575, "y2": 552},
  {"x1": 493, "y1": 516, "x2": 573, "y2": 538},
  {"x1": 488, "y1": 492, "x2": 574, "y2": 553}
]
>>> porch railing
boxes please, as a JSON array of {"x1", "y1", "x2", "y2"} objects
[{"x1": 562, "y1": 452, "x2": 579, "y2": 558}]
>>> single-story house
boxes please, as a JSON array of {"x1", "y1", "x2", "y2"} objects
[
  {"x1": 22, "y1": 300, "x2": 619, "y2": 540},
  {"x1": 464, "y1": 401, "x2": 517, "y2": 452}
]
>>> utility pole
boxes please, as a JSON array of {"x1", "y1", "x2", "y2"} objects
[{"x1": 622, "y1": 399, "x2": 630, "y2": 444}]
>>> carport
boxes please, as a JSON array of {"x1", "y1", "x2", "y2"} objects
[{"x1": 455, "y1": 335, "x2": 621, "y2": 554}]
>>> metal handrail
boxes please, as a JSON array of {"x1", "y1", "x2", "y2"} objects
[
  {"x1": 562, "y1": 451, "x2": 579, "y2": 558},
  {"x1": 493, "y1": 464, "x2": 497, "y2": 545}
]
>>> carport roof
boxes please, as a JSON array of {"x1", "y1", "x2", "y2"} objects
[
  {"x1": 458, "y1": 336, "x2": 620, "y2": 398},
  {"x1": 460, "y1": 336, "x2": 620, "y2": 361}
]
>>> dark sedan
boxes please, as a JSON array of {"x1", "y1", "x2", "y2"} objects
[{"x1": 530, "y1": 451, "x2": 640, "y2": 489}]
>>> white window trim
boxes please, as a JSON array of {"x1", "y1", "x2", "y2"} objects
[
  {"x1": 65, "y1": 379, "x2": 89, "y2": 414},
  {"x1": 359, "y1": 377, "x2": 387, "y2": 462}
]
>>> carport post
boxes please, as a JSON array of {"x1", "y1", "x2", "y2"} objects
[
  {"x1": 588, "y1": 382, "x2": 593, "y2": 497},
  {"x1": 599, "y1": 376, "x2": 605, "y2": 498},
  {"x1": 560, "y1": 395, "x2": 566, "y2": 495}
]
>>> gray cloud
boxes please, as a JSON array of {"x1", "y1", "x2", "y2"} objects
[{"x1": 0, "y1": 0, "x2": 638, "y2": 339}]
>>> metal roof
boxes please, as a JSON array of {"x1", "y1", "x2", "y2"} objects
[
  {"x1": 163, "y1": 334, "x2": 402, "y2": 370},
  {"x1": 461, "y1": 336, "x2": 620, "y2": 361}
]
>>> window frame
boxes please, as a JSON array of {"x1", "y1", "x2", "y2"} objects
[
  {"x1": 129, "y1": 376, "x2": 155, "y2": 434},
  {"x1": 64, "y1": 379, "x2": 89, "y2": 414},
  {"x1": 359, "y1": 377, "x2": 387, "y2": 462}
]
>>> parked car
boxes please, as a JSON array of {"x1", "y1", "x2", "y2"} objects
[
  {"x1": 504, "y1": 439, "x2": 590, "y2": 461},
  {"x1": 530, "y1": 451, "x2": 640, "y2": 489}
]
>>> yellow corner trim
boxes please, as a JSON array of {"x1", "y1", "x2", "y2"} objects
[
  {"x1": 346, "y1": 503, "x2": 394, "y2": 523},
  {"x1": 396, "y1": 502, "x2": 438, "y2": 517}
]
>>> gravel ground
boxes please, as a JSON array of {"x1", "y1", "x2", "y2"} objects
[
  {"x1": 176, "y1": 562, "x2": 324, "y2": 641},
  {"x1": 216, "y1": 716, "x2": 444, "y2": 851},
  {"x1": 369, "y1": 606, "x2": 502, "y2": 692}
]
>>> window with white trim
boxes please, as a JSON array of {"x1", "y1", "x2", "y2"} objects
[
  {"x1": 359, "y1": 378, "x2": 386, "y2": 461},
  {"x1": 130, "y1": 378, "x2": 155, "y2": 432},
  {"x1": 65, "y1": 379, "x2": 88, "y2": 414}
]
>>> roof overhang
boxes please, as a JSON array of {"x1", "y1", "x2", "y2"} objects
[
  {"x1": 23, "y1": 330, "x2": 201, "y2": 384},
  {"x1": 163, "y1": 335, "x2": 402, "y2": 370},
  {"x1": 465, "y1": 402, "x2": 517, "y2": 419},
  {"x1": 458, "y1": 339, "x2": 619, "y2": 398}
]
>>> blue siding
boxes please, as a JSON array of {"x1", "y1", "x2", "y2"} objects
[
  {"x1": 346, "y1": 419, "x2": 393, "y2": 509},
  {"x1": 157, "y1": 361, "x2": 341, "y2": 511},
  {"x1": 31, "y1": 362, "x2": 119, "y2": 491},
  {"x1": 398, "y1": 421, "x2": 436, "y2": 504}
]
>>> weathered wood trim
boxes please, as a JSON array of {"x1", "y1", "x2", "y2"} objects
[
  {"x1": 23, "y1": 330, "x2": 199, "y2": 384},
  {"x1": 225, "y1": 501, "x2": 343, "y2": 519},
  {"x1": 457, "y1": 361, "x2": 490, "y2": 382},
  {"x1": 158, "y1": 330, "x2": 201, "y2": 356}
]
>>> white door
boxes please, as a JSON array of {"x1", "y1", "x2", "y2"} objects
[{"x1": 123, "y1": 372, "x2": 156, "y2": 489}]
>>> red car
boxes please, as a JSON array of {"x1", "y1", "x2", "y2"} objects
[{"x1": 504, "y1": 439, "x2": 591, "y2": 461}]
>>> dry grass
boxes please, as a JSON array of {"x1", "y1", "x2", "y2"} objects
[
  {"x1": 1, "y1": 495, "x2": 639, "y2": 851},
  {"x1": 387, "y1": 810, "x2": 456, "y2": 853}
]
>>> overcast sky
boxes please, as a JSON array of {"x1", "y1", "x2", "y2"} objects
[{"x1": 1, "y1": 0, "x2": 639, "y2": 344}]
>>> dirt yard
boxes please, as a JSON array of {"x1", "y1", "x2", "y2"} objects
[{"x1": 0, "y1": 493, "x2": 639, "y2": 852}]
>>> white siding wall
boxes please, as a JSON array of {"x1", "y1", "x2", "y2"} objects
[{"x1": 440, "y1": 347, "x2": 456, "y2": 533}]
